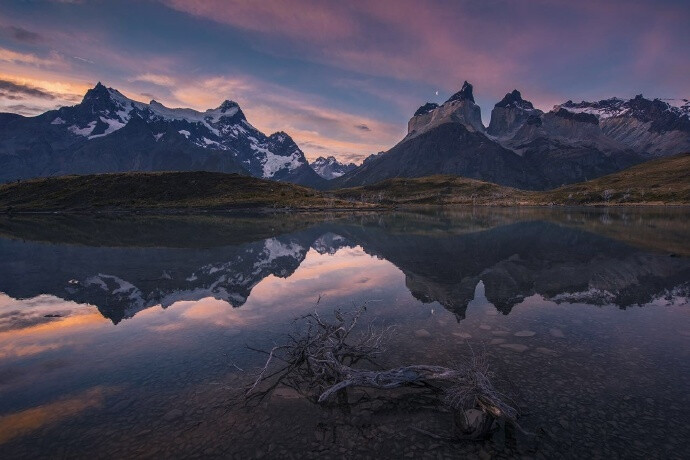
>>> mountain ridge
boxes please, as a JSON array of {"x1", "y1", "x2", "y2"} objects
[
  {"x1": 0, "y1": 82, "x2": 325, "y2": 187},
  {"x1": 330, "y1": 83, "x2": 688, "y2": 190}
]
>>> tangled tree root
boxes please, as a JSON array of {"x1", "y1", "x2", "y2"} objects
[{"x1": 243, "y1": 305, "x2": 531, "y2": 442}]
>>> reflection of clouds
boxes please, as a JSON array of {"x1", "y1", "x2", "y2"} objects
[
  {"x1": 244, "y1": 247, "x2": 401, "y2": 308},
  {"x1": 0, "y1": 294, "x2": 77, "y2": 333},
  {"x1": 181, "y1": 297, "x2": 259, "y2": 327},
  {"x1": 0, "y1": 294, "x2": 107, "y2": 359},
  {"x1": 0, "y1": 386, "x2": 116, "y2": 444}
]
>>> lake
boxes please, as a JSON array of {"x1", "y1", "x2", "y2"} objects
[{"x1": 0, "y1": 208, "x2": 688, "y2": 459}]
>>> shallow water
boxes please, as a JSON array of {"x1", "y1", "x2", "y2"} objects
[{"x1": 0, "y1": 208, "x2": 688, "y2": 459}]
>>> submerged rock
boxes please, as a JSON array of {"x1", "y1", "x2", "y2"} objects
[
  {"x1": 163, "y1": 409, "x2": 184, "y2": 421},
  {"x1": 535, "y1": 347, "x2": 559, "y2": 356},
  {"x1": 414, "y1": 329, "x2": 431, "y2": 338},
  {"x1": 500, "y1": 343, "x2": 529, "y2": 353},
  {"x1": 550, "y1": 328, "x2": 566, "y2": 338},
  {"x1": 492, "y1": 330, "x2": 511, "y2": 336},
  {"x1": 453, "y1": 332, "x2": 472, "y2": 339},
  {"x1": 514, "y1": 330, "x2": 536, "y2": 337}
]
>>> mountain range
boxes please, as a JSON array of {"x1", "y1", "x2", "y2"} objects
[
  {"x1": 0, "y1": 81, "x2": 687, "y2": 190},
  {"x1": 330, "y1": 83, "x2": 690, "y2": 190},
  {"x1": 0, "y1": 82, "x2": 324, "y2": 187}
]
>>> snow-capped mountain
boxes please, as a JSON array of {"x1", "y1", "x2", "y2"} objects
[
  {"x1": 0, "y1": 82, "x2": 324, "y2": 186},
  {"x1": 556, "y1": 96, "x2": 690, "y2": 157},
  {"x1": 330, "y1": 83, "x2": 688, "y2": 190},
  {"x1": 309, "y1": 156, "x2": 357, "y2": 179}
]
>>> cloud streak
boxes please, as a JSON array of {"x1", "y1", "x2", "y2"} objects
[
  {"x1": 0, "y1": 79, "x2": 57, "y2": 100},
  {"x1": 2, "y1": 25, "x2": 43, "y2": 43}
]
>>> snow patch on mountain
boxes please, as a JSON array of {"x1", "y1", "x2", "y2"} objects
[
  {"x1": 558, "y1": 98, "x2": 630, "y2": 120},
  {"x1": 263, "y1": 238, "x2": 305, "y2": 264},
  {"x1": 261, "y1": 150, "x2": 303, "y2": 178},
  {"x1": 89, "y1": 116, "x2": 126, "y2": 139},
  {"x1": 69, "y1": 121, "x2": 96, "y2": 136}
]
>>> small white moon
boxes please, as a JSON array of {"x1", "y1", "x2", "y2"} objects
[{"x1": 435, "y1": 90, "x2": 439, "y2": 96}]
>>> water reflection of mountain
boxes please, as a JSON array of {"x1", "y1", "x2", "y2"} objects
[
  {"x1": 0, "y1": 211, "x2": 688, "y2": 323},
  {"x1": 331, "y1": 220, "x2": 690, "y2": 319}
]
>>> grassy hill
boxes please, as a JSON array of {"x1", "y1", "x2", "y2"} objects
[
  {"x1": 538, "y1": 153, "x2": 690, "y2": 205},
  {"x1": 0, "y1": 154, "x2": 687, "y2": 213},
  {"x1": 333, "y1": 175, "x2": 530, "y2": 205},
  {"x1": 334, "y1": 153, "x2": 690, "y2": 206},
  {"x1": 0, "y1": 171, "x2": 367, "y2": 212}
]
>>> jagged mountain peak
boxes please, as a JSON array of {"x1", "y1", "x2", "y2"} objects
[
  {"x1": 267, "y1": 131, "x2": 297, "y2": 147},
  {"x1": 495, "y1": 89, "x2": 535, "y2": 110},
  {"x1": 445, "y1": 81, "x2": 474, "y2": 104},
  {"x1": 407, "y1": 80, "x2": 483, "y2": 136},
  {"x1": 217, "y1": 99, "x2": 239, "y2": 112},
  {"x1": 310, "y1": 155, "x2": 356, "y2": 180},
  {"x1": 82, "y1": 81, "x2": 108, "y2": 100}
]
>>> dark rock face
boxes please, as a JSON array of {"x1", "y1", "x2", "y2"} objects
[
  {"x1": 414, "y1": 102, "x2": 439, "y2": 116},
  {"x1": 445, "y1": 81, "x2": 475, "y2": 103},
  {"x1": 0, "y1": 83, "x2": 324, "y2": 187},
  {"x1": 553, "y1": 108, "x2": 599, "y2": 124},
  {"x1": 494, "y1": 90, "x2": 534, "y2": 110},
  {"x1": 488, "y1": 90, "x2": 542, "y2": 137}
]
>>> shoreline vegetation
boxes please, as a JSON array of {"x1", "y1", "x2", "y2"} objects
[{"x1": 0, "y1": 153, "x2": 687, "y2": 214}]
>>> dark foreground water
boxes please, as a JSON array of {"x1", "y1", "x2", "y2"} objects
[{"x1": 0, "y1": 208, "x2": 688, "y2": 459}]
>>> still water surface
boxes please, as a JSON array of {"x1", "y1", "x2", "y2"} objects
[{"x1": 0, "y1": 208, "x2": 688, "y2": 459}]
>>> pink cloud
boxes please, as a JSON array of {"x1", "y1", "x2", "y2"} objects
[{"x1": 161, "y1": 0, "x2": 690, "y2": 100}]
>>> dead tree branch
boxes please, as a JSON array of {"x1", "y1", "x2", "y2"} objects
[{"x1": 243, "y1": 305, "x2": 525, "y2": 440}]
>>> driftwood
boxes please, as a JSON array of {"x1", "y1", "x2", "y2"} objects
[{"x1": 244, "y1": 305, "x2": 526, "y2": 441}]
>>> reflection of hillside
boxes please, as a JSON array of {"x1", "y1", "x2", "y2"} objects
[
  {"x1": 373, "y1": 207, "x2": 690, "y2": 256},
  {"x1": 0, "y1": 210, "x2": 687, "y2": 324},
  {"x1": 0, "y1": 213, "x2": 348, "y2": 249}
]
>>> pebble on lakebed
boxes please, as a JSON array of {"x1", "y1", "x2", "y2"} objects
[
  {"x1": 414, "y1": 329, "x2": 431, "y2": 338},
  {"x1": 514, "y1": 330, "x2": 536, "y2": 337},
  {"x1": 452, "y1": 332, "x2": 472, "y2": 339},
  {"x1": 500, "y1": 343, "x2": 529, "y2": 353},
  {"x1": 550, "y1": 328, "x2": 566, "y2": 338}
]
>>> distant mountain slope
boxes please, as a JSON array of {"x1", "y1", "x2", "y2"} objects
[
  {"x1": 331, "y1": 82, "x2": 688, "y2": 190},
  {"x1": 0, "y1": 83, "x2": 325, "y2": 187},
  {"x1": 309, "y1": 156, "x2": 356, "y2": 179},
  {"x1": 541, "y1": 152, "x2": 690, "y2": 205}
]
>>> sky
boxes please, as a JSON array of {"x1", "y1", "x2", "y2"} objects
[{"x1": 0, "y1": 0, "x2": 688, "y2": 163}]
